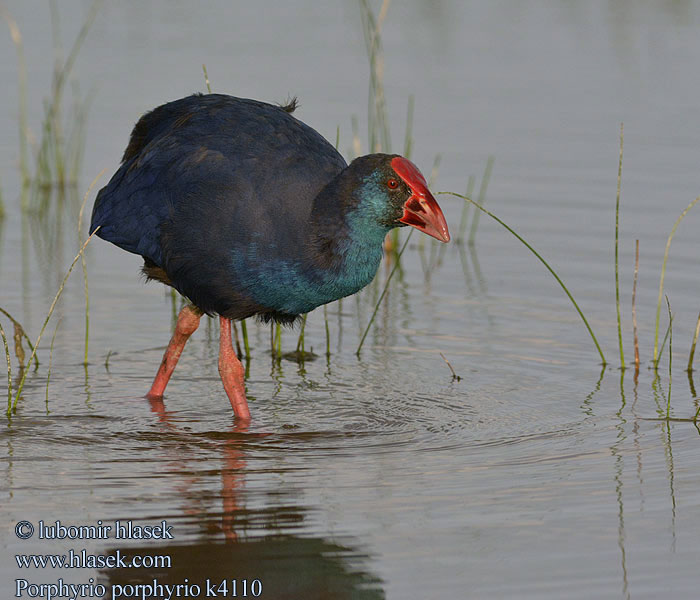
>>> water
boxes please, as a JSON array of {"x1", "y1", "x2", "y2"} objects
[{"x1": 2, "y1": 2, "x2": 700, "y2": 598}]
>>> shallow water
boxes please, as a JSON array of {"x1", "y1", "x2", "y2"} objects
[{"x1": 1, "y1": 2, "x2": 700, "y2": 598}]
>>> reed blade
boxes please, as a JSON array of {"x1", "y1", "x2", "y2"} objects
[
  {"x1": 614, "y1": 124, "x2": 625, "y2": 369},
  {"x1": 10, "y1": 228, "x2": 100, "y2": 413},
  {"x1": 468, "y1": 156, "x2": 495, "y2": 246},
  {"x1": 0, "y1": 321, "x2": 11, "y2": 411},
  {"x1": 356, "y1": 230, "x2": 412, "y2": 356},
  {"x1": 440, "y1": 191, "x2": 606, "y2": 364},
  {"x1": 688, "y1": 311, "x2": 700, "y2": 373},
  {"x1": 653, "y1": 196, "x2": 700, "y2": 361}
]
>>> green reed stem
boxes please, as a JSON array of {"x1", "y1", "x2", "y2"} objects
[
  {"x1": 418, "y1": 154, "x2": 442, "y2": 264},
  {"x1": 296, "y1": 314, "x2": 308, "y2": 354},
  {"x1": 202, "y1": 63, "x2": 212, "y2": 93},
  {"x1": 231, "y1": 321, "x2": 243, "y2": 357},
  {"x1": 0, "y1": 321, "x2": 11, "y2": 411},
  {"x1": 457, "y1": 175, "x2": 476, "y2": 244},
  {"x1": 653, "y1": 195, "x2": 700, "y2": 362},
  {"x1": 666, "y1": 296, "x2": 673, "y2": 418},
  {"x1": 9, "y1": 229, "x2": 99, "y2": 414},
  {"x1": 68, "y1": 84, "x2": 93, "y2": 184},
  {"x1": 688, "y1": 311, "x2": 700, "y2": 373},
  {"x1": 77, "y1": 170, "x2": 105, "y2": 365},
  {"x1": 656, "y1": 319, "x2": 672, "y2": 370},
  {"x1": 360, "y1": 0, "x2": 391, "y2": 153},
  {"x1": 34, "y1": 0, "x2": 99, "y2": 192},
  {"x1": 240, "y1": 319, "x2": 250, "y2": 359},
  {"x1": 0, "y1": 7, "x2": 30, "y2": 194},
  {"x1": 275, "y1": 323, "x2": 282, "y2": 359},
  {"x1": 468, "y1": 156, "x2": 495, "y2": 246},
  {"x1": 356, "y1": 230, "x2": 413, "y2": 356},
  {"x1": 632, "y1": 239, "x2": 640, "y2": 370},
  {"x1": 403, "y1": 94, "x2": 414, "y2": 158},
  {"x1": 440, "y1": 191, "x2": 606, "y2": 364},
  {"x1": 615, "y1": 124, "x2": 625, "y2": 370},
  {"x1": 45, "y1": 319, "x2": 61, "y2": 408}
]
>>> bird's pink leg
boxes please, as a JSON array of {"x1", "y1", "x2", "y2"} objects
[
  {"x1": 146, "y1": 305, "x2": 201, "y2": 399},
  {"x1": 218, "y1": 317, "x2": 251, "y2": 420}
]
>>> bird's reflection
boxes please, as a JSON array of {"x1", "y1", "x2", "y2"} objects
[{"x1": 99, "y1": 396, "x2": 385, "y2": 598}]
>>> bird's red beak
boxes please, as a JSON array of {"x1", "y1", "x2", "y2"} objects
[{"x1": 392, "y1": 157, "x2": 450, "y2": 243}]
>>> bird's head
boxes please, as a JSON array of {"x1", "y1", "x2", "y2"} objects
[{"x1": 348, "y1": 154, "x2": 450, "y2": 243}]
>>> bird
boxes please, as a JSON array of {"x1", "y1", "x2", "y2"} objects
[{"x1": 90, "y1": 93, "x2": 450, "y2": 419}]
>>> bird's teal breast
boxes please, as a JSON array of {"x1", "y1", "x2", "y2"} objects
[{"x1": 230, "y1": 242, "x2": 384, "y2": 315}]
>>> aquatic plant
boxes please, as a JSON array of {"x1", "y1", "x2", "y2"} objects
[
  {"x1": 8, "y1": 229, "x2": 99, "y2": 415},
  {"x1": 652, "y1": 195, "x2": 700, "y2": 367},
  {"x1": 439, "y1": 190, "x2": 607, "y2": 365},
  {"x1": 2, "y1": 1, "x2": 99, "y2": 212},
  {"x1": 614, "y1": 124, "x2": 625, "y2": 369}
]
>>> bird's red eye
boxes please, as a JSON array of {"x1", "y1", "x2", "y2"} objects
[{"x1": 387, "y1": 179, "x2": 399, "y2": 189}]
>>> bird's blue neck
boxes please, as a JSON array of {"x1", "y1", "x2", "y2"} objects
[
  {"x1": 228, "y1": 168, "x2": 393, "y2": 317},
  {"x1": 312, "y1": 170, "x2": 392, "y2": 285}
]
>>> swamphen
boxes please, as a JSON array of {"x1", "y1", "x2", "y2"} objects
[{"x1": 91, "y1": 94, "x2": 450, "y2": 419}]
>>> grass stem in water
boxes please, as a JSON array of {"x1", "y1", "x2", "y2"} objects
[
  {"x1": 9, "y1": 228, "x2": 100, "y2": 414},
  {"x1": 356, "y1": 230, "x2": 412, "y2": 356},
  {"x1": 0, "y1": 322, "x2": 11, "y2": 411},
  {"x1": 0, "y1": 308, "x2": 38, "y2": 369},
  {"x1": 653, "y1": 195, "x2": 700, "y2": 362},
  {"x1": 615, "y1": 124, "x2": 625, "y2": 370},
  {"x1": 457, "y1": 175, "x2": 476, "y2": 244},
  {"x1": 202, "y1": 63, "x2": 212, "y2": 93},
  {"x1": 468, "y1": 156, "x2": 495, "y2": 246},
  {"x1": 45, "y1": 319, "x2": 62, "y2": 409},
  {"x1": 296, "y1": 314, "x2": 308, "y2": 354},
  {"x1": 240, "y1": 319, "x2": 250, "y2": 360},
  {"x1": 439, "y1": 352, "x2": 461, "y2": 381},
  {"x1": 688, "y1": 312, "x2": 700, "y2": 373},
  {"x1": 439, "y1": 191, "x2": 606, "y2": 365},
  {"x1": 632, "y1": 239, "x2": 640, "y2": 370},
  {"x1": 666, "y1": 296, "x2": 673, "y2": 418},
  {"x1": 77, "y1": 170, "x2": 105, "y2": 365}
]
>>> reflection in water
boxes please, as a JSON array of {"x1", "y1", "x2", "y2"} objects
[
  {"x1": 610, "y1": 366, "x2": 697, "y2": 598},
  {"x1": 99, "y1": 537, "x2": 384, "y2": 600},
  {"x1": 612, "y1": 376, "x2": 630, "y2": 600},
  {"x1": 126, "y1": 398, "x2": 385, "y2": 598},
  {"x1": 579, "y1": 365, "x2": 605, "y2": 417},
  {"x1": 688, "y1": 369, "x2": 697, "y2": 402},
  {"x1": 663, "y1": 421, "x2": 677, "y2": 553}
]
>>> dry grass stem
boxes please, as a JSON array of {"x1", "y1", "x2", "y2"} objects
[
  {"x1": 688, "y1": 312, "x2": 700, "y2": 373},
  {"x1": 0, "y1": 321, "x2": 11, "y2": 410},
  {"x1": 9, "y1": 228, "x2": 100, "y2": 413},
  {"x1": 439, "y1": 352, "x2": 461, "y2": 381}
]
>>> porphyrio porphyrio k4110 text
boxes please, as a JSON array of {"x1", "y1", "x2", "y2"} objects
[{"x1": 91, "y1": 94, "x2": 450, "y2": 419}]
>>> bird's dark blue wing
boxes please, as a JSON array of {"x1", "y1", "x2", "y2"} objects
[{"x1": 90, "y1": 94, "x2": 348, "y2": 317}]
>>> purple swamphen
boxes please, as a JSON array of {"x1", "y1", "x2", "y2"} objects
[{"x1": 91, "y1": 94, "x2": 450, "y2": 419}]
